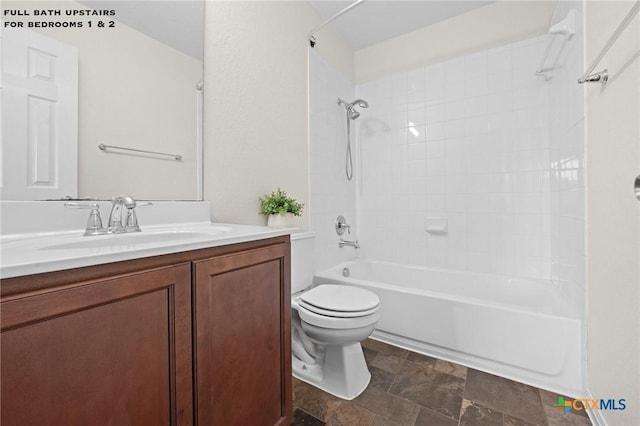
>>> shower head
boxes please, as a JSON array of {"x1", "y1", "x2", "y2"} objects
[
  {"x1": 338, "y1": 98, "x2": 369, "y2": 120},
  {"x1": 348, "y1": 99, "x2": 369, "y2": 109}
]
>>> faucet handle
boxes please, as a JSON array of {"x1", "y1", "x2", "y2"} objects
[
  {"x1": 64, "y1": 201, "x2": 95, "y2": 209},
  {"x1": 64, "y1": 202, "x2": 106, "y2": 236},
  {"x1": 123, "y1": 201, "x2": 152, "y2": 232},
  {"x1": 336, "y1": 215, "x2": 351, "y2": 235},
  {"x1": 124, "y1": 207, "x2": 141, "y2": 232}
]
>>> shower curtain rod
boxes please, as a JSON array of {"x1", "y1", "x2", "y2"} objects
[
  {"x1": 578, "y1": 1, "x2": 639, "y2": 84},
  {"x1": 308, "y1": 0, "x2": 366, "y2": 47}
]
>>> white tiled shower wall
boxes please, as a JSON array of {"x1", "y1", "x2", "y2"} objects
[
  {"x1": 308, "y1": 50, "x2": 357, "y2": 271},
  {"x1": 547, "y1": 1, "x2": 586, "y2": 301},
  {"x1": 308, "y1": 3, "x2": 585, "y2": 289},
  {"x1": 354, "y1": 11, "x2": 584, "y2": 282}
]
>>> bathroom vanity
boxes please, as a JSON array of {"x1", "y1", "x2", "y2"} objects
[{"x1": 0, "y1": 203, "x2": 292, "y2": 425}]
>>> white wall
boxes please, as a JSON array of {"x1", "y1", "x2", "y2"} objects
[
  {"x1": 4, "y1": 0, "x2": 203, "y2": 200},
  {"x1": 308, "y1": 50, "x2": 357, "y2": 271},
  {"x1": 203, "y1": 1, "x2": 353, "y2": 226},
  {"x1": 585, "y1": 1, "x2": 640, "y2": 424},
  {"x1": 354, "y1": 0, "x2": 556, "y2": 83}
]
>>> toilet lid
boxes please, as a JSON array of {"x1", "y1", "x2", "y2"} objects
[{"x1": 299, "y1": 284, "x2": 379, "y2": 315}]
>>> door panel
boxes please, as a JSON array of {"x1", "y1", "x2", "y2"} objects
[{"x1": 1, "y1": 27, "x2": 78, "y2": 200}]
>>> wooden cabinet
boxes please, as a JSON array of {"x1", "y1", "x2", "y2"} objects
[
  {"x1": 194, "y1": 244, "x2": 291, "y2": 426},
  {"x1": 0, "y1": 236, "x2": 291, "y2": 426},
  {"x1": 1, "y1": 264, "x2": 193, "y2": 426}
]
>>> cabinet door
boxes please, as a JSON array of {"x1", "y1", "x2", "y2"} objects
[
  {"x1": 194, "y1": 243, "x2": 291, "y2": 426},
  {"x1": 1, "y1": 264, "x2": 193, "y2": 426}
]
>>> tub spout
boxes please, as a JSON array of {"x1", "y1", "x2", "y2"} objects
[{"x1": 339, "y1": 238, "x2": 360, "y2": 249}]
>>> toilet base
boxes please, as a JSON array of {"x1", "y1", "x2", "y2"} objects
[{"x1": 292, "y1": 342, "x2": 371, "y2": 400}]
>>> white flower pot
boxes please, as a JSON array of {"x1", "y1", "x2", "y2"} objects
[{"x1": 267, "y1": 213, "x2": 296, "y2": 228}]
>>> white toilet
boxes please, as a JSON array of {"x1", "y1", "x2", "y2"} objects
[{"x1": 290, "y1": 232, "x2": 380, "y2": 400}]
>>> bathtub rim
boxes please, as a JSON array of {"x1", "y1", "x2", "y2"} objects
[{"x1": 315, "y1": 259, "x2": 582, "y2": 320}]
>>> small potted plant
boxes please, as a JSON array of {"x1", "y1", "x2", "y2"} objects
[{"x1": 259, "y1": 188, "x2": 304, "y2": 227}]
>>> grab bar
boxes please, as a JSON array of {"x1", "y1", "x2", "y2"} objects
[
  {"x1": 578, "y1": 1, "x2": 639, "y2": 84},
  {"x1": 98, "y1": 143, "x2": 182, "y2": 161}
]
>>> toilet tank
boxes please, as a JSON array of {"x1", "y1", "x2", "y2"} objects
[{"x1": 290, "y1": 232, "x2": 315, "y2": 294}]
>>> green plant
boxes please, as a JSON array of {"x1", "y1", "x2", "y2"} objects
[{"x1": 259, "y1": 188, "x2": 304, "y2": 217}]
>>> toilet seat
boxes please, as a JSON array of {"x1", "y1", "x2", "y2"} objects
[
  {"x1": 298, "y1": 301, "x2": 379, "y2": 318},
  {"x1": 299, "y1": 284, "x2": 379, "y2": 315},
  {"x1": 298, "y1": 306, "x2": 380, "y2": 330},
  {"x1": 294, "y1": 284, "x2": 380, "y2": 330}
]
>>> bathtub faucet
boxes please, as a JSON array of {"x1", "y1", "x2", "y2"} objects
[{"x1": 339, "y1": 238, "x2": 360, "y2": 249}]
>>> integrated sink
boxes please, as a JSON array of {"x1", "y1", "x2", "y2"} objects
[
  {"x1": 38, "y1": 226, "x2": 233, "y2": 251},
  {"x1": 0, "y1": 201, "x2": 293, "y2": 279}
]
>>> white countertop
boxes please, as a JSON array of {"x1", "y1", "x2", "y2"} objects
[
  {"x1": 0, "y1": 222, "x2": 293, "y2": 279},
  {"x1": 0, "y1": 201, "x2": 296, "y2": 279}
]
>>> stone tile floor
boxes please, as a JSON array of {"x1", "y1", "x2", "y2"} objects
[{"x1": 293, "y1": 339, "x2": 592, "y2": 426}]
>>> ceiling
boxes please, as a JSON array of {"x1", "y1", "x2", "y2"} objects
[
  {"x1": 80, "y1": 0, "x2": 204, "y2": 61},
  {"x1": 77, "y1": 1, "x2": 497, "y2": 61},
  {"x1": 308, "y1": 0, "x2": 495, "y2": 50}
]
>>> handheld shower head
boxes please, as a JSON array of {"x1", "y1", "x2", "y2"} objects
[
  {"x1": 338, "y1": 98, "x2": 369, "y2": 120},
  {"x1": 349, "y1": 99, "x2": 369, "y2": 109},
  {"x1": 336, "y1": 97, "x2": 370, "y2": 181}
]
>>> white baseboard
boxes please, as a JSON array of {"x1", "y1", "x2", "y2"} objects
[
  {"x1": 587, "y1": 408, "x2": 607, "y2": 426},
  {"x1": 586, "y1": 389, "x2": 607, "y2": 426}
]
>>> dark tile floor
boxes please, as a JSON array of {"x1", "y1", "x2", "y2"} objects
[{"x1": 293, "y1": 339, "x2": 592, "y2": 426}]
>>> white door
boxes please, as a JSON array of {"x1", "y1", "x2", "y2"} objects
[{"x1": 1, "y1": 27, "x2": 78, "y2": 200}]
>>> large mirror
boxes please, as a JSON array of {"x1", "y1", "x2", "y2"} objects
[{"x1": 1, "y1": 0, "x2": 204, "y2": 201}]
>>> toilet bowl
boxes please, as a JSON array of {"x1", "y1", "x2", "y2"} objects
[{"x1": 290, "y1": 232, "x2": 380, "y2": 400}]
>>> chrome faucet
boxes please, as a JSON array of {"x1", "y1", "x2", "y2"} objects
[
  {"x1": 336, "y1": 215, "x2": 359, "y2": 248},
  {"x1": 339, "y1": 238, "x2": 360, "y2": 249},
  {"x1": 108, "y1": 195, "x2": 152, "y2": 233},
  {"x1": 65, "y1": 196, "x2": 152, "y2": 236}
]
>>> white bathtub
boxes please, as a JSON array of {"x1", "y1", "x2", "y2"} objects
[{"x1": 315, "y1": 260, "x2": 584, "y2": 396}]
